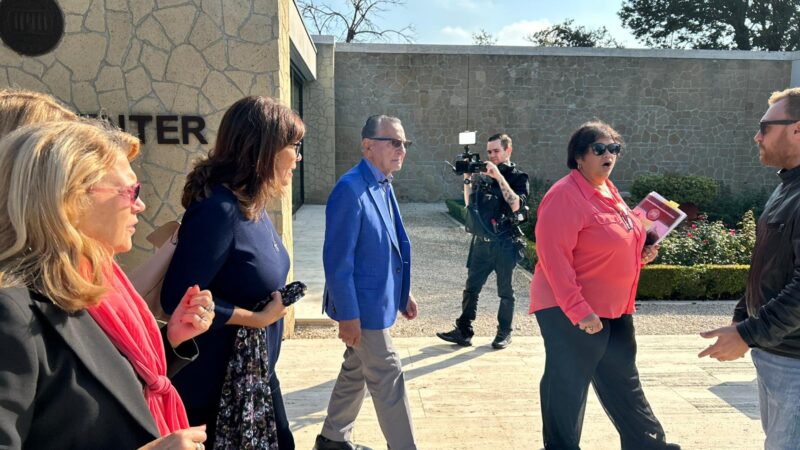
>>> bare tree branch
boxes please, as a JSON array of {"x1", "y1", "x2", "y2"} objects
[{"x1": 297, "y1": 0, "x2": 415, "y2": 43}]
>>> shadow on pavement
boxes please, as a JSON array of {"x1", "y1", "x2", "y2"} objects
[
  {"x1": 283, "y1": 342, "x2": 492, "y2": 430},
  {"x1": 708, "y1": 379, "x2": 760, "y2": 420}
]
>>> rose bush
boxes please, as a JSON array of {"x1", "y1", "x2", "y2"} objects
[{"x1": 656, "y1": 210, "x2": 756, "y2": 265}]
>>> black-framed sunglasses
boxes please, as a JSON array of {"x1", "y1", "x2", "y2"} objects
[
  {"x1": 367, "y1": 137, "x2": 413, "y2": 149},
  {"x1": 590, "y1": 143, "x2": 622, "y2": 156},
  {"x1": 759, "y1": 119, "x2": 800, "y2": 136}
]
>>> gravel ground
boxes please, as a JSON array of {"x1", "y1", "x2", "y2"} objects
[{"x1": 295, "y1": 203, "x2": 736, "y2": 338}]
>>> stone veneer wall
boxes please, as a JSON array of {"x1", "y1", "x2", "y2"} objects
[
  {"x1": 331, "y1": 45, "x2": 793, "y2": 201},
  {"x1": 303, "y1": 36, "x2": 336, "y2": 204},
  {"x1": 0, "y1": 0, "x2": 295, "y2": 271}
]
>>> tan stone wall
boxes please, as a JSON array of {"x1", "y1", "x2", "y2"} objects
[
  {"x1": 0, "y1": 0, "x2": 294, "y2": 271},
  {"x1": 303, "y1": 37, "x2": 336, "y2": 204},
  {"x1": 330, "y1": 46, "x2": 791, "y2": 201}
]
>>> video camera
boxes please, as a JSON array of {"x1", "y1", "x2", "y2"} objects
[{"x1": 448, "y1": 131, "x2": 487, "y2": 176}]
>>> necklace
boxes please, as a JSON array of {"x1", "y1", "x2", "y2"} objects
[
  {"x1": 270, "y1": 228, "x2": 280, "y2": 252},
  {"x1": 263, "y1": 215, "x2": 280, "y2": 253},
  {"x1": 583, "y1": 172, "x2": 633, "y2": 232}
]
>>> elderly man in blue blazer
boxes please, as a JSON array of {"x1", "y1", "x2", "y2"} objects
[{"x1": 314, "y1": 115, "x2": 418, "y2": 450}]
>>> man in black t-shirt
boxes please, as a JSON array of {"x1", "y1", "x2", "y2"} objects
[{"x1": 437, "y1": 133, "x2": 530, "y2": 349}]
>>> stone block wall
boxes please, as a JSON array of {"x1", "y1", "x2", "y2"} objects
[
  {"x1": 331, "y1": 46, "x2": 790, "y2": 201},
  {"x1": 303, "y1": 36, "x2": 336, "y2": 204},
  {"x1": 0, "y1": 0, "x2": 295, "y2": 269}
]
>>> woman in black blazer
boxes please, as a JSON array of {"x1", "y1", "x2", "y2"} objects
[{"x1": 0, "y1": 120, "x2": 211, "y2": 450}]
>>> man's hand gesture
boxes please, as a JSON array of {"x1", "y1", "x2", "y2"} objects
[{"x1": 698, "y1": 325, "x2": 749, "y2": 361}]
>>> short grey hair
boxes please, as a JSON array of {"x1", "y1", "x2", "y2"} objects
[{"x1": 361, "y1": 115, "x2": 402, "y2": 139}]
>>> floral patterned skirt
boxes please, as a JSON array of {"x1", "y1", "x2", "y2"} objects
[{"x1": 213, "y1": 324, "x2": 279, "y2": 450}]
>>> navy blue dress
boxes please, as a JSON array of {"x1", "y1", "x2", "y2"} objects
[{"x1": 161, "y1": 184, "x2": 292, "y2": 447}]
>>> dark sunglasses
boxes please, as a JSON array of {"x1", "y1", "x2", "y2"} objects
[
  {"x1": 759, "y1": 119, "x2": 800, "y2": 136},
  {"x1": 367, "y1": 137, "x2": 413, "y2": 149},
  {"x1": 590, "y1": 143, "x2": 622, "y2": 156},
  {"x1": 89, "y1": 181, "x2": 141, "y2": 205}
]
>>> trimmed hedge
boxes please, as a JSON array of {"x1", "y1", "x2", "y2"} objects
[
  {"x1": 636, "y1": 264, "x2": 749, "y2": 300},
  {"x1": 630, "y1": 173, "x2": 718, "y2": 208},
  {"x1": 445, "y1": 199, "x2": 466, "y2": 223}
]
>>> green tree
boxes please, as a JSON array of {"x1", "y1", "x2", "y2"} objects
[
  {"x1": 472, "y1": 29, "x2": 497, "y2": 46},
  {"x1": 619, "y1": 0, "x2": 800, "y2": 50},
  {"x1": 525, "y1": 19, "x2": 622, "y2": 48},
  {"x1": 298, "y1": 0, "x2": 414, "y2": 43}
]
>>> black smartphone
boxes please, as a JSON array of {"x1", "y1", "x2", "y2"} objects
[
  {"x1": 253, "y1": 281, "x2": 307, "y2": 311},
  {"x1": 278, "y1": 281, "x2": 307, "y2": 306}
]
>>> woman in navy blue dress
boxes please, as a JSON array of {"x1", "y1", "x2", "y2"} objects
[{"x1": 161, "y1": 96, "x2": 304, "y2": 448}]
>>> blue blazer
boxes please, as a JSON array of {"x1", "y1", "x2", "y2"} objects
[{"x1": 323, "y1": 159, "x2": 412, "y2": 330}]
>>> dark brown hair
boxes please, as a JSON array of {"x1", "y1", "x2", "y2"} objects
[
  {"x1": 487, "y1": 133, "x2": 512, "y2": 150},
  {"x1": 566, "y1": 120, "x2": 624, "y2": 169},
  {"x1": 182, "y1": 96, "x2": 304, "y2": 220}
]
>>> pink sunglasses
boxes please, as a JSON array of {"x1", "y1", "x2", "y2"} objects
[{"x1": 89, "y1": 182, "x2": 141, "y2": 205}]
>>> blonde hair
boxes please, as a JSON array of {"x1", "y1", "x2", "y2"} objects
[
  {"x1": 0, "y1": 121, "x2": 140, "y2": 312},
  {"x1": 0, "y1": 89, "x2": 77, "y2": 139}
]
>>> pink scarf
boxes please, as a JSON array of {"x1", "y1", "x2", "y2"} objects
[{"x1": 87, "y1": 261, "x2": 189, "y2": 436}]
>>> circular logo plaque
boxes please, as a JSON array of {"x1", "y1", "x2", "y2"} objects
[{"x1": 0, "y1": 0, "x2": 65, "y2": 56}]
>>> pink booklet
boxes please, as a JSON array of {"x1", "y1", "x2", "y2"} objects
[{"x1": 633, "y1": 191, "x2": 687, "y2": 245}]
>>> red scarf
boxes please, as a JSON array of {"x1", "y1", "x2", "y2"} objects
[{"x1": 87, "y1": 261, "x2": 189, "y2": 436}]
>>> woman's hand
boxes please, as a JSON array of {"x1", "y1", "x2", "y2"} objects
[
  {"x1": 250, "y1": 291, "x2": 288, "y2": 328},
  {"x1": 641, "y1": 244, "x2": 660, "y2": 265},
  {"x1": 167, "y1": 285, "x2": 214, "y2": 348},
  {"x1": 138, "y1": 425, "x2": 207, "y2": 450},
  {"x1": 227, "y1": 291, "x2": 288, "y2": 329},
  {"x1": 577, "y1": 313, "x2": 603, "y2": 335}
]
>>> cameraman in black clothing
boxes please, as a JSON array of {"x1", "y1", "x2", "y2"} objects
[{"x1": 437, "y1": 133, "x2": 529, "y2": 349}]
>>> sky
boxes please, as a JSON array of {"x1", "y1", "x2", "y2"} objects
[{"x1": 311, "y1": 0, "x2": 642, "y2": 47}]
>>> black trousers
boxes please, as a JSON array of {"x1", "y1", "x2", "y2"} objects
[
  {"x1": 535, "y1": 307, "x2": 669, "y2": 450},
  {"x1": 187, "y1": 373, "x2": 295, "y2": 449},
  {"x1": 456, "y1": 237, "x2": 517, "y2": 336}
]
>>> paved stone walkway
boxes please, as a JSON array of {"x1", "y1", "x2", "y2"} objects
[{"x1": 280, "y1": 336, "x2": 761, "y2": 449}]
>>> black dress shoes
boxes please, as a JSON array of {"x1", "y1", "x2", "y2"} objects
[
  {"x1": 491, "y1": 333, "x2": 512, "y2": 349},
  {"x1": 436, "y1": 328, "x2": 472, "y2": 346},
  {"x1": 313, "y1": 434, "x2": 373, "y2": 450}
]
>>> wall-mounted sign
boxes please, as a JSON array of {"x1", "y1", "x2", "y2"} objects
[
  {"x1": 0, "y1": 0, "x2": 64, "y2": 56},
  {"x1": 84, "y1": 114, "x2": 208, "y2": 145}
]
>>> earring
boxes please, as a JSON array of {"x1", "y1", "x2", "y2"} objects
[{"x1": 577, "y1": 163, "x2": 582, "y2": 170}]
